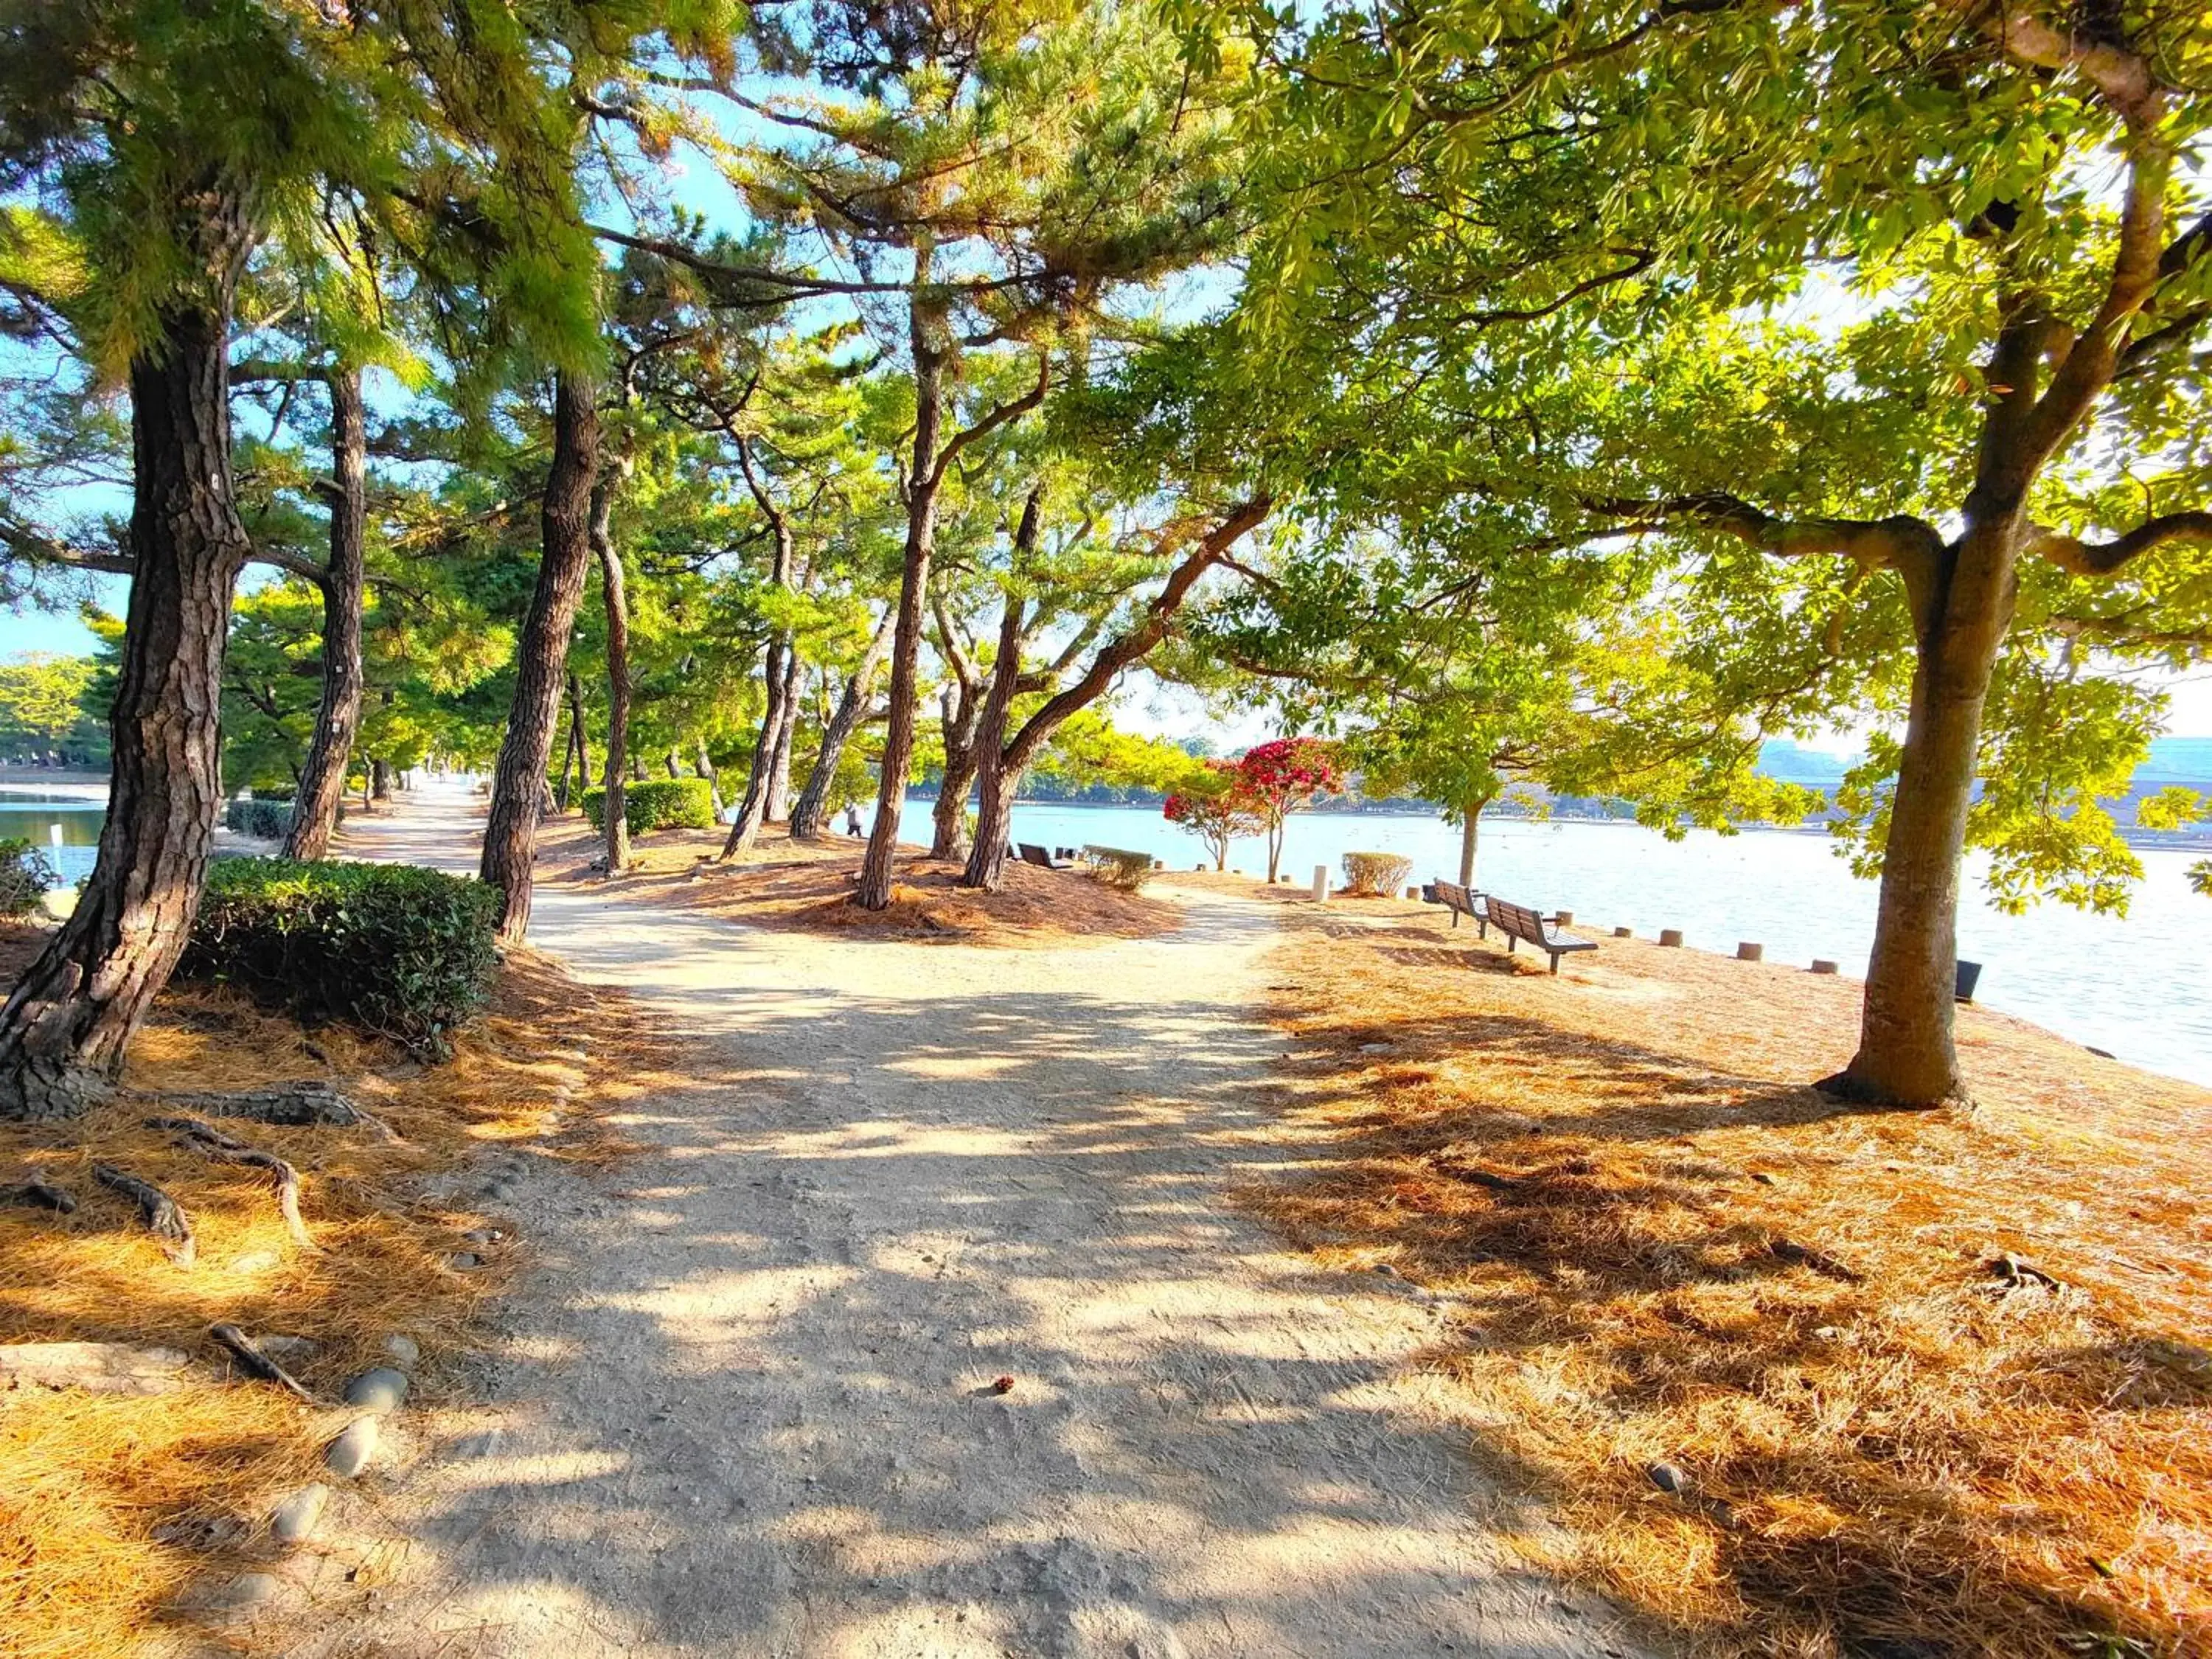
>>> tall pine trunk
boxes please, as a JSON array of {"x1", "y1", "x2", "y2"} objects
[
  {"x1": 593, "y1": 479, "x2": 630, "y2": 876},
  {"x1": 720, "y1": 636, "x2": 785, "y2": 857},
  {"x1": 480, "y1": 372, "x2": 599, "y2": 944},
  {"x1": 930, "y1": 681, "x2": 982, "y2": 860},
  {"x1": 856, "y1": 293, "x2": 947, "y2": 909},
  {"x1": 790, "y1": 609, "x2": 893, "y2": 841},
  {"x1": 283, "y1": 366, "x2": 366, "y2": 861},
  {"x1": 0, "y1": 291, "x2": 251, "y2": 1119},
  {"x1": 960, "y1": 590, "x2": 1029, "y2": 890},
  {"x1": 765, "y1": 650, "x2": 800, "y2": 821}
]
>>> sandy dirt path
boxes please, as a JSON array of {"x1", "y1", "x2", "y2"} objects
[{"x1": 305, "y1": 780, "x2": 1642, "y2": 1659}]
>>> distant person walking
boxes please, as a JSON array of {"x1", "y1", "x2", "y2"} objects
[{"x1": 844, "y1": 802, "x2": 863, "y2": 838}]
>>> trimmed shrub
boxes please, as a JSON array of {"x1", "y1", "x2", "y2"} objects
[
  {"x1": 181, "y1": 858, "x2": 501, "y2": 1054},
  {"x1": 0, "y1": 838, "x2": 58, "y2": 917},
  {"x1": 581, "y1": 777, "x2": 717, "y2": 836},
  {"x1": 1081, "y1": 845, "x2": 1155, "y2": 891},
  {"x1": 1341, "y1": 851, "x2": 1413, "y2": 897},
  {"x1": 224, "y1": 799, "x2": 293, "y2": 840}
]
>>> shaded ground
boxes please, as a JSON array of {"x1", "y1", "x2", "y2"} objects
[
  {"x1": 534, "y1": 815, "x2": 1183, "y2": 949},
  {"x1": 287, "y1": 782, "x2": 1642, "y2": 1658},
  {"x1": 0, "y1": 923, "x2": 653, "y2": 1659},
  {"x1": 1246, "y1": 896, "x2": 2212, "y2": 1657}
]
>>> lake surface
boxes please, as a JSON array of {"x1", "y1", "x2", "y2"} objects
[
  {"x1": 985, "y1": 801, "x2": 2212, "y2": 1088},
  {"x1": 0, "y1": 793, "x2": 103, "y2": 889}
]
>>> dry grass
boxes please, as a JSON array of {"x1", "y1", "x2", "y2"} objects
[
  {"x1": 0, "y1": 922, "x2": 672, "y2": 1658},
  {"x1": 533, "y1": 815, "x2": 1181, "y2": 947},
  {"x1": 1245, "y1": 895, "x2": 2212, "y2": 1659}
]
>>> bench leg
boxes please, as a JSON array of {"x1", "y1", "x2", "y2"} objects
[
  {"x1": 1548, "y1": 952, "x2": 1561, "y2": 974},
  {"x1": 1506, "y1": 936, "x2": 1515, "y2": 954}
]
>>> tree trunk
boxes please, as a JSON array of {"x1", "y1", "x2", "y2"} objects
[
  {"x1": 958, "y1": 588, "x2": 1029, "y2": 891},
  {"x1": 282, "y1": 366, "x2": 366, "y2": 861},
  {"x1": 961, "y1": 493, "x2": 1267, "y2": 895},
  {"x1": 857, "y1": 294, "x2": 947, "y2": 910},
  {"x1": 0, "y1": 291, "x2": 251, "y2": 1120},
  {"x1": 764, "y1": 650, "x2": 801, "y2": 821},
  {"x1": 370, "y1": 759, "x2": 392, "y2": 801},
  {"x1": 1455, "y1": 793, "x2": 1493, "y2": 889},
  {"x1": 790, "y1": 609, "x2": 894, "y2": 841},
  {"x1": 695, "y1": 735, "x2": 720, "y2": 812},
  {"x1": 720, "y1": 639, "x2": 785, "y2": 858},
  {"x1": 593, "y1": 479, "x2": 630, "y2": 877},
  {"x1": 931, "y1": 681, "x2": 983, "y2": 860},
  {"x1": 664, "y1": 748, "x2": 680, "y2": 779},
  {"x1": 1837, "y1": 523, "x2": 2016, "y2": 1106},
  {"x1": 480, "y1": 372, "x2": 599, "y2": 944},
  {"x1": 1265, "y1": 821, "x2": 1284, "y2": 884},
  {"x1": 568, "y1": 672, "x2": 591, "y2": 793}
]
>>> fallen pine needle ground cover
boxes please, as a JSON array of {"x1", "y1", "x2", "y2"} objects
[
  {"x1": 535, "y1": 815, "x2": 1181, "y2": 947},
  {"x1": 1243, "y1": 891, "x2": 2212, "y2": 1659},
  {"x1": 0, "y1": 922, "x2": 671, "y2": 1659}
]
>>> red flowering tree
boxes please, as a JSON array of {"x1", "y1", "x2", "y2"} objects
[
  {"x1": 1234, "y1": 737, "x2": 1343, "y2": 882},
  {"x1": 1163, "y1": 761, "x2": 1266, "y2": 871}
]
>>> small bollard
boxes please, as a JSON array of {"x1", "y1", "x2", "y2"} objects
[
  {"x1": 1736, "y1": 942, "x2": 1764, "y2": 961},
  {"x1": 1809, "y1": 959, "x2": 1839, "y2": 975},
  {"x1": 1403, "y1": 885, "x2": 1419, "y2": 900},
  {"x1": 47, "y1": 822, "x2": 63, "y2": 846},
  {"x1": 1152, "y1": 859, "x2": 1164, "y2": 870},
  {"x1": 1659, "y1": 928, "x2": 1684, "y2": 947},
  {"x1": 1311, "y1": 863, "x2": 1329, "y2": 901},
  {"x1": 1613, "y1": 926, "x2": 1632, "y2": 938}
]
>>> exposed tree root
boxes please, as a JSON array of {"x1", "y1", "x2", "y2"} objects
[
  {"x1": 91, "y1": 1163, "x2": 195, "y2": 1265},
  {"x1": 206, "y1": 1322, "x2": 316, "y2": 1401},
  {"x1": 131, "y1": 1082, "x2": 395, "y2": 1140},
  {"x1": 0, "y1": 1172, "x2": 77, "y2": 1214},
  {"x1": 147, "y1": 1116, "x2": 317, "y2": 1251}
]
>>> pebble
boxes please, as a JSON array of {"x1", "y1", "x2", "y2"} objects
[
  {"x1": 462, "y1": 1228, "x2": 504, "y2": 1246},
  {"x1": 343, "y1": 1367, "x2": 409, "y2": 1413},
  {"x1": 268, "y1": 1484, "x2": 327, "y2": 1545},
  {"x1": 380, "y1": 1333, "x2": 420, "y2": 1370},
  {"x1": 228, "y1": 1251, "x2": 282, "y2": 1275},
  {"x1": 206, "y1": 1571, "x2": 284, "y2": 1613},
  {"x1": 1646, "y1": 1461, "x2": 1688, "y2": 1494},
  {"x1": 324, "y1": 1417, "x2": 380, "y2": 1478},
  {"x1": 448, "y1": 1251, "x2": 484, "y2": 1270}
]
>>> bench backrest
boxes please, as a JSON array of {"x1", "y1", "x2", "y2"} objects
[
  {"x1": 1434, "y1": 880, "x2": 1475, "y2": 914},
  {"x1": 1017, "y1": 843, "x2": 1054, "y2": 866},
  {"x1": 1486, "y1": 896, "x2": 1548, "y2": 942}
]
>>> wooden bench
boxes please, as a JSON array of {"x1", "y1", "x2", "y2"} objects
[
  {"x1": 1479, "y1": 895, "x2": 1596, "y2": 973},
  {"x1": 1017, "y1": 842, "x2": 1076, "y2": 871},
  {"x1": 1431, "y1": 880, "x2": 1486, "y2": 928}
]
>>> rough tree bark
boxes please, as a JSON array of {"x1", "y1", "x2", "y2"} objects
[
  {"x1": 480, "y1": 372, "x2": 600, "y2": 944},
  {"x1": 0, "y1": 254, "x2": 254, "y2": 1119},
  {"x1": 928, "y1": 588, "x2": 985, "y2": 860},
  {"x1": 722, "y1": 439, "x2": 799, "y2": 858},
  {"x1": 856, "y1": 293, "x2": 950, "y2": 908},
  {"x1": 282, "y1": 366, "x2": 364, "y2": 861},
  {"x1": 859, "y1": 285, "x2": 1049, "y2": 908},
  {"x1": 567, "y1": 673, "x2": 591, "y2": 795},
  {"x1": 962, "y1": 496, "x2": 1270, "y2": 892},
  {"x1": 790, "y1": 608, "x2": 894, "y2": 841},
  {"x1": 764, "y1": 650, "x2": 801, "y2": 820},
  {"x1": 592, "y1": 478, "x2": 630, "y2": 876}
]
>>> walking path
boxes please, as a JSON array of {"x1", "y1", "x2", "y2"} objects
[{"x1": 307, "y1": 779, "x2": 1638, "y2": 1658}]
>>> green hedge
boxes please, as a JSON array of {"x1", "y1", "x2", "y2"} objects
[
  {"x1": 581, "y1": 777, "x2": 717, "y2": 835},
  {"x1": 224, "y1": 799, "x2": 293, "y2": 839},
  {"x1": 181, "y1": 859, "x2": 501, "y2": 1055}
]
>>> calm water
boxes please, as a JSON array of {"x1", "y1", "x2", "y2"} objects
[
  {"x1": 0, "y1": 793, "x2": 102, "y2": 888},
  {"x1": 987, "y1": 801, "x2": 2212, "y2": 1088}
]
